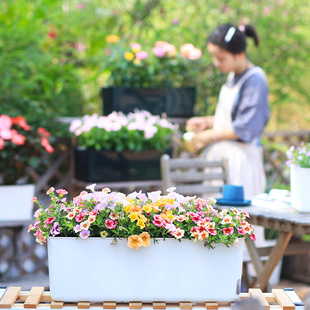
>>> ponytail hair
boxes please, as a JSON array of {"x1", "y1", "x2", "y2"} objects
[{"x1": 208, "y1": 23, "x2": 259, "y2": 54}]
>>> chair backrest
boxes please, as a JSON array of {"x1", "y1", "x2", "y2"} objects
[{"x1": 160, "y1": 154, "x2": 227, "y2": 196}]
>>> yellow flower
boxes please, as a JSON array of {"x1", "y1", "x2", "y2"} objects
[
  {"x1": 157, "y1": 198, "x2": 175, "y2": 207},
  {"x1": 137, "y1": 215, "x2": 147, "y2": 229},
  {"x1": 142, "y1": 204, "x2": 153, "y2": 213},
  {"x1": 127, "y1": 235, "x2": 143, "y2": 250},
  {"x1": 139, "y1": 232, "x2": 151, "y2": 247},
  {"x1": 133, "y1": 58, "x2": 141, "y2": 66},
  {"x1": 129, "y1": 212, "x2": 139, "y2": 222},
  {"x1": 100, "y1": 231, "x2": 108, "y2": 238},
  {"x1": 161, "y1": 210, "x2": 174, "y2": 221},
  {"x1": 124, "y1": 52, "x2": 134, "y2": 61},
  {"x1": 105, "y1": 34, "x2": 120, "y2": 43}
]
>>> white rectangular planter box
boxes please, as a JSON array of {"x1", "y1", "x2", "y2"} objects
[
  {"x1": 47, "y1": 237, "x2": 244, "y2": 302},
  {"x1": 0, "y1": 184, "x2": 35, "y2": 222}
]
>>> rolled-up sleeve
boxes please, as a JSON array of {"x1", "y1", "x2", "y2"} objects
[{"x1": 232, "y1": 73, "x2": 269, "y2": 143}]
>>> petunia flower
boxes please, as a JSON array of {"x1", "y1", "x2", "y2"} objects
[{"x1": 127, "y1": 235, "x2": 143, "y2": 250}]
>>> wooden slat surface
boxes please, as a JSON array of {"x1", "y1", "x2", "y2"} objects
[
  {"x1": 204, "y1": 303, "x2": 218, "y2": 309},
  {"x1": 248, "y1": 288, "x2": 270, "y2": 310},
  {"x1": 272, "y1": 289, "x2": 295, "y2": 310},
  {"x1": 0, "y1": 287, "x2": 21, "y2": 308},
  {"x1": 152, "y1": 302, "x2": 166, "y2": 309},
  {"x1": 24, "y1": 286, "x2": 44, "y2": 308},
  {"x1": 0, "y1": 287, "x2": 303, "y2": 309}
]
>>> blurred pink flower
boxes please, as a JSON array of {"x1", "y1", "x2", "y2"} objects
[
  {"x1": 135, "y1": 51, "x2": 148, "y2": 60},
  {"x1": 153, "y1": 46, "x2": 166, "y2": 58},
  {"x1": 172, "y1": 18, "x2": 179, "y2": 25},
  {"x1": 75, "y1": 42, "x2": 85, "y2": 52},
  {"x1": 76, "y1": 3, "x2": 85, "y2": 9}
]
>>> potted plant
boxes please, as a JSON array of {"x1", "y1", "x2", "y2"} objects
[
  {"x1": 286, "y1": 142, "x2": 310, "y2": 212},
  {"x1": 102, "y1": 35, "x2": 202, "y2": 117},
  {"x1": 69, "y1": 110, "x2": 176, "y2": 182},
  {"x1": 0, "y1": 114, "x2": 54, "y2": 221},
  {"x1": 29, "y1": 185, "x2": 255, "y2": 302}
]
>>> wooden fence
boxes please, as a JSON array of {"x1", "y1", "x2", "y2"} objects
[{"x1": 1, "y1": 130, "x2": 310, "y2": 284}]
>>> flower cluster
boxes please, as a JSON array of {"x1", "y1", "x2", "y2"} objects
[
  {"x1": 104, "y1": 35, "x2": 202, "y2": 88},
  {"x1": 29, "y1": 185, "x2": 255, "y2": 250},
  {"x1": 0, "y1": 114, "x2": 54, "y2": 185},
  {"x1": 286, "y1": 142, "x2": 310, "y2": 168},
  {"x1": 69, "y1": 110, "x2": 176, "y2": 152}
]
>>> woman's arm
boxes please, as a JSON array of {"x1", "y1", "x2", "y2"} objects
[
  {"x1": 187, "y1": 128, "x2": 238, "y2": 152},
  {"x1": 186, "y1": 116, "x2": 214, "y2": 132}
]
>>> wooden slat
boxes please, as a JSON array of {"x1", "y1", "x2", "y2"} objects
[
  {"x1": 129, "y1": 302, "x2": 142, "y2": 309},
  {"x1": 24, "y1": 287, "x2": 44, "y2": 308},
  {"x1": 272, "y1": 289, "x2": 295, "y2": 310},
  {"x1": 103, "y1": 302, "x2": 116, "y2": 309},
  {"x1": 205, "y1": 302, "x2": 218, "y2": 309},
  {"x1": 179, "y1": 302, "x2": 192, "y2": 309},
  {"x1": 152, "y1": 302, "x2": 166, "y2": 309},
  {"x1": 169, "y1": 159, "x2": 223, "y2": 168},
  {"x1": 0, "y1": 287, "x2": 21, "y2": 309},
  {"x1": 50, "y1": 300, "x2": 64, "y2": 309},
  {"x1": 173, "y1": 184, "x2": 221, "y2": 195},
  {"x1": 170, "y1": 171, "x2": 225, "y2": 182},
  {"x1": 78, "y1": 302, "x2": 90, "y2": 309},
  {"x1": 248, "y1": 288, "x2": 270, "y2": 310}
]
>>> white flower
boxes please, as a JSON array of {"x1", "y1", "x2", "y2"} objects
[{"x1": 86, "y1": 184, "x2": 96, "y2": 192}]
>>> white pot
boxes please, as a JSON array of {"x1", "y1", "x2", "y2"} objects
[
  {"x1": 47, "y1": 237, "x2": 244, "y2": 302},
  {"x1": 0, "y1": 184, "x2": 35, "y2": 222},
  {"x1": 290, "y1": 165, "x2": 310, "y2": 212}
]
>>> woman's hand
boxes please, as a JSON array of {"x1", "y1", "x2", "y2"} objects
[
  {"x1": 186, "y1": 116, "x2": 214, "y2": 132},
  {"x1": 186, "y1": 130, "x2": 215, "y2": 152}
]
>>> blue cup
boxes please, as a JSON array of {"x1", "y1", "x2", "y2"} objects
[{"x1": 220, "y1": 185, "x2": 244, "y2": 201}]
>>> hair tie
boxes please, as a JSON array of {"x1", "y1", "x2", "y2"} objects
[{"x1": 224, "y1": 27, "x2": 236, "y2": 43}]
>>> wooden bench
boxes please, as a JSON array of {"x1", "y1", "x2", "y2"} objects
[{"x1": 0, "y1": 287, "x2": 304, "y2": 309}]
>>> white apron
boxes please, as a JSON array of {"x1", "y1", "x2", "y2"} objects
[{"x1": 204, "y1": 68, "x2": 266, "y2": 199}]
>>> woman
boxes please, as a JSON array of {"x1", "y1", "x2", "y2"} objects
[{"x1": 186, "y1": 23, "x2": 269, "y2": 198}]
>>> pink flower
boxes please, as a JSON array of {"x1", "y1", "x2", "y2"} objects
[
  {"x1": 0, "y1": 138, "x2": 4, "y2": 149},
  {"x1": 135, "y1": 51, "x2": 148, "y2": 60},
  {"x1": 75, "y1": 42, "x2": 85, "y2": 52},
  {"x1": 237, "y1": 227, "x2": 246, "y2": 235},
  {"x1": 41, "y1": 137, "x2": 54, "y2": 153},
  {"x1": 250, "y1": 233, "x2": 256, "y2": 241},
  {"x1": 76, "y1": 3, "x2": 85, "y2": 9},
  {"x1": 207, "y1": 228, "x2": 217, "y2": 235},
  {"x1": 172, "y1": 18, "x2": 179, "y2": 25},
  {"x1": 44, "y1": 217, "x2": 56, "y2": 225},
  {"x1": 153, "y1": 46, "x2": 166, "y2": 58},
  {"x1": 105, "y1": 219, "x2": 118, "y2": 229},
  {"x1": 223, "y1": 227, "x2": 234, "y2": 235},
  {"x1": 171, "y1": 227, "x2": 184, "y2": 239},
  {"x1": 31, "y1": 196, "x2": 37, "y2": 202},
  {"x1": 75, "y1": 213, "x2": 85, "y2": 222},
  {"x1": 56, "y1": 189, "x2": 68, "y2": 195},
  {"x1": 0, "y1": 114, "x2": 12, "y2": 131}
]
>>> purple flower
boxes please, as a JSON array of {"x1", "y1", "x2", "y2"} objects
[
  {"x1": 74, "y1": 224, "x2": 81, "y2": 233},
  {"x1": 50, "y1": 222, "x2": 60, "y2": 236},
  {"x1": 79, "y1": 229, "x2": 90, "y2": 239},
  {"x1": 95, "y1": 202, "x2": 107, "y2": 211}
]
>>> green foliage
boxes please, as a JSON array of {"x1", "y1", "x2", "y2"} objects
[{"x1": 0, "y1": 0, "x2": 309, "y2": 130}]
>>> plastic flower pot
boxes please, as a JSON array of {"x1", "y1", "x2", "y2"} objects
[
  {"x1": 290, "y1": 165, "x2": 310, "y2": 212},
  {"x1": 0, "y1": 184, "x2": 35, "y2": 222},
  {"x1": 47, "y1": 237, "x2": 244, "y2": 302}
]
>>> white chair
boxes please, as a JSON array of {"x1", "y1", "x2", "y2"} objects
[{"x1": 160, "y1": 154, "x2": 227, "y2": 196}]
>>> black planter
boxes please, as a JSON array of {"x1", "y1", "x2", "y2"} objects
[
  {"x1": 74, "y1": 147, "x2": 172, "y2": 182},
  {"x1": 101, "y1": 87, "x2": 196, "y2": 118}
]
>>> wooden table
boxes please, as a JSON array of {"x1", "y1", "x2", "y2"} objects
[
  {"x1": 0, "y1": 287, "x2": 305, "y2": 309},
  {"x1": 237, "y1": 204, "x2": 310, "y2": 292}
]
